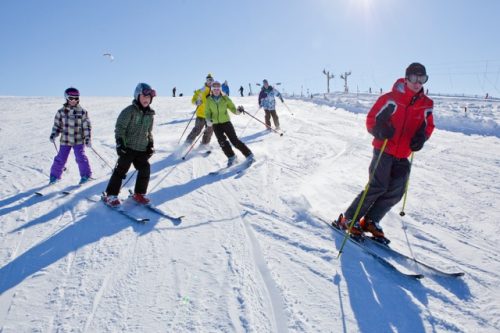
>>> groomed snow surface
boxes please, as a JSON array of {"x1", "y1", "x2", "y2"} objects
[{"x1": 0, "y1": 93, "x2": 499, "y2": 332}]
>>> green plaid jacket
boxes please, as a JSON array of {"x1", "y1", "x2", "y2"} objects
[{"x1": 115, "y1": 101, "x2": 155, "y2": 151}]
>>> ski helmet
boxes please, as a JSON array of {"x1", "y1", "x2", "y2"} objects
[
  {"x1": 405, "y1": 63, "x2": 426, "y2": 77},
  {"x1": 134, "y1": 83, "x2": 156, "y2": 100},
  {"x1": 64, "y1": 87, "x2": 80, "y2": 99}
]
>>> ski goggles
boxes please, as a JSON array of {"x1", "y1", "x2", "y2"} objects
[
  {"x1": 67, "y1": 97, "x2": 79, "y2": 101},
  {"x1": 141, "y1": 88, "x2": 157, "y2": 97},
  {"x1": 406, "y1": 74, "x2": 428, "y2": 84}
]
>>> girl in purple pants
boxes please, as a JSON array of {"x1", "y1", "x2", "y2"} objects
[{"x1": 49, "y1": 87, "x2": 92, "y2": 184}]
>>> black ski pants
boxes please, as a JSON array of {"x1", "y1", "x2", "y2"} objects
[
  {"x1": 213, "y1": 121, "x2": 252, "y2": 158},
  {"x1": 345, "y1": 149, "x2": 410, "y2": 223},
  {"x1": 105, "y1": 149, "x2": 151, "y2": 196}
]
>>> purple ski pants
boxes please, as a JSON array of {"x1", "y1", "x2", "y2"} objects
[{"x1": 50, "y1": 144, "x2": 92, "y2": 180}]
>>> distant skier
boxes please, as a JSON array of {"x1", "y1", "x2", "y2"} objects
[
  {"x1": 185, "y1": 73, "x2": 214, "y2": 146},
  {"x1": 222, "y1": 80, "x2": 230, "y2": 96},
  {"x1": 173, "y1": 86, "x2": 176, "y2": 97},
  {"x1": 103, "y1": 83, "x2": 156, "y2": 207},
  {"x1": 258, "y1": 79, "x2": 284, "y2": 131},
  {"x1": 336, "y1": 63, "x2": 435, "y2": 242},
  {"x1": 49, "y1": 87, "x2": 92, "y2": 184},
  {"x1": 205, "y1": 81, "x2": 254, "y2": 167},
  {"x1": 239, "y1": 86, "x2": 244, "y2": 97}
]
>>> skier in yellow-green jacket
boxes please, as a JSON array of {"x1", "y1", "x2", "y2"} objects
[
  {"x1": 185, "y1": 73, "x2": 214, "y2": 146},
  {"x1": 205, "y1": 80, "x2": 254, "y2": 167}
]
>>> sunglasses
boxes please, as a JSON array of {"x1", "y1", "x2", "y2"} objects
[
  {"x1": 211, "y1": 86, "x2": 221, "y2": 90},
  {"x1": 406, "y1": 74, "x2": 428, "y2": 84},
  {"x1": 141, "y1": 88, "x2": 157, "y2": 97},
  {"x1": 67, "y1": 97, "x2": 79, "y2": 101}
]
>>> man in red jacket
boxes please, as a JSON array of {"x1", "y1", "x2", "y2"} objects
[{"x1": 338, "y1": 63, "x2": 435, "y2": 241}]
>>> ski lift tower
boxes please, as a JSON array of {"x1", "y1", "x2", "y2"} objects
[
  {"x1": 340, "y1": 71, "x2": 351, "y2": 93},
  {"x1": 322, "y1": 69, "x2": 334, "y2": 93}
]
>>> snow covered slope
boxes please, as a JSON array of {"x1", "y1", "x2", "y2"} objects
[{"x1": 0, "y1": 94, "x2": 499, "y2": 332}]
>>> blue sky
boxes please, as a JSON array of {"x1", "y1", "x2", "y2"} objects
[{"x1": 1, "y1": 0, "x2": 499, "y2": 97}]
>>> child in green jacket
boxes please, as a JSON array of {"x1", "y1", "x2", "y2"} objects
[{"x1": 205, "y1": 81, "x2": 254, "y2": 167}]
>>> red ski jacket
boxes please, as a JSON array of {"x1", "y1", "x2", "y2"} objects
[{"x1": 366, "y1": 78, "x2": 435, "y2": 159}]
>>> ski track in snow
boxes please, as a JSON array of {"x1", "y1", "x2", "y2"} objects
[{"x1": 0, "y1": 95, "x2": 499, "y2": 332}]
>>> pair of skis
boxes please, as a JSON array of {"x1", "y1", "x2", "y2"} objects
[
  {"x1": 317, "y1": 216, "x2": 464, "y2": 279},
  {"x1": 88, "y1": 194, "x2": 183, "y2": 225},
  {"x1": 209, "y1": 158, "x2": 255, "y2": 176},
  {"x1": 35, "y1": 178, "x2": 96, "y2": 196}
]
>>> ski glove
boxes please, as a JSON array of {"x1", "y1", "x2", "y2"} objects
[
  {"x1": 84, "y1": 137, "x2": 91, "y2": 148},
  {"x1": 146, "y1": 141, "x2": 154, "y2": 158},
  {"x1": 372, "y1": 121, "x2": 395, "y2": 140},
  {"x1": 116, "y1": 138, "x2": 128, "y2": 157},
  {"x1": 195, "y1": 99, "x2": 202, "y2": 106},
  {"x1": 206, "y1": 119, "x2": 213, "y2": 127},
  {"x1": 410, "y1": 122, "x2": 427, "y2": 151},
  {"x1": 372, "y1": 104, "x2": 396, "y2": 139},
  {"x1": 236, "y1": 106, "x2": 245, "y2": 115},
  {"x1": 49, "y1": 134, "x2": 55, "y2": 143}
]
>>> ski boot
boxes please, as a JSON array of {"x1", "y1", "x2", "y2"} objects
[
  {"x1": 227, "y1": 155, "x2": 237, "y2": 167},
  {"x1": 359, "y1": 217, "x2": 390, "y2": 244},
  {"x1": 131, "y1": 193, "x2": 151, "y2": 205},
  {"x1": 103, "y1": 195, "x2": 121, "y2": 208}
]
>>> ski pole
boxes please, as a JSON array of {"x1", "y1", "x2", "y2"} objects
[
  {"x1": 282, "y1": 101, "x2": 294, "y2": 116},
  {"x1": 182, "y1": 127, "x2": 205, "y2": 160},
  {"x1": 337, "y1": 139, "x2": 388, "y2": 258},
  {"x1": 239, "y1": 107, "x2": 262, "y2": 137},
  {"x1": 53, "y1": 141, "x2": 67, "y2": 172},
  {"x1": 90, "y1": 146, "x2": 114, "y2": 171},
  {"x1": 398, "y1": 153, "x2": 417, "y2": 261},
  {"x1": 121, "y1": 170, "x2": 136, "y2": 190},
  {"x1": 178, "y1": 109, "x2": 197, "y2": 144},
  {"x1": 242, "y1": 110, "x2": 284, "y2": 136},
  {"x1": 399, "y1": 152, "x2": 414, "y2": 217},
  {"x1": 149, "y1": 164, "x2": 179, "y2": 192}
]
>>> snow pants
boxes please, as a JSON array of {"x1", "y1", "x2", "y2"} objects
[
  {"x1": 50, "y1": 144, "x2": 92, "y2": 180},
  {"x1": 105, "y1": 150, "x2": 150, "y2": 196},
  {"x1": 213, "y1": 122, "x2": 252, "y2": 158},
  {"x1": 186, "y1": 117, "x2": 213, "y2": 145},
  {"x1": 345, "y1": 149, "x2": 411, "y2": 223},
  {"x1": 264, "y1": 109, "x2": 280, "y2": 128}
]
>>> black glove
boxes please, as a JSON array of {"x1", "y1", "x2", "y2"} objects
[
  {"x1": 410, "y1": 123, "x2": 427, "y2": 151},
  {"x1": 373, "y1": 122, "x2": 395, "y2": 140},
  {"x1": 49, "y1": 134, "x2": 55, "y2": 143},
  {"x1": 372, "y1": 104, "x2": 396, "y2": 139},
  {"x1": 237, "y1": 105, "x2": 245, "y2": 114},
  {"x1": 116, "y1": 138, "x2": 128, "y2": 157},
  {"x1": 146, "y1": 142, "x2": 154, "y2": 158}
]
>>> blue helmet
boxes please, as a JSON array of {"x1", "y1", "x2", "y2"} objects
[{"x1": 134, "y1": 83, "x2": 156, "y2": 100}]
